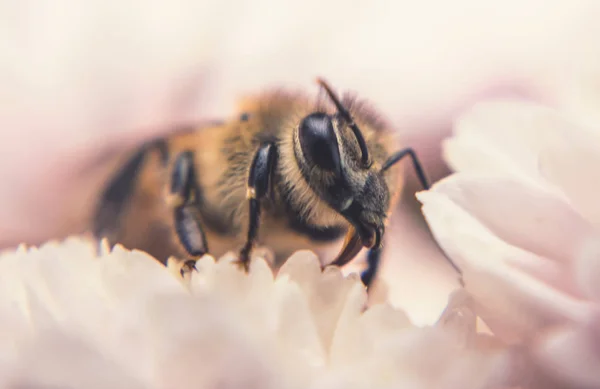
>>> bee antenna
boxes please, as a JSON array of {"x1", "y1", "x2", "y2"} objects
[{"x1": 316, "y1": 78, "x2": 371, "y2": 168}]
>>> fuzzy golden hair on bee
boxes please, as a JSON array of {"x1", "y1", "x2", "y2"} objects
[{"x1": 92, "y1": 77, "x2": 435, "y2": 290}]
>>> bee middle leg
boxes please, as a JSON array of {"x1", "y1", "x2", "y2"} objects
[
  {"x1": 238, "y1": 143, "x2": 277, "y2": 270},
  {"x1": 169, "y1": 151, "x2": 209, "y2": 271}
]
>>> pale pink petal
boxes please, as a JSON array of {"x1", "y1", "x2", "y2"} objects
[
  {"x1": 359, "y1": 303, "x2": 413, "y2": 337},
  {"x1": 430, "y1": 174, "x2": 595, "y2": 277},
  {"x1": 574, "y1": 236, "x2": 600, "y2": 303},
  {"x1": 0, "y1": 236, "x2": 522, "y2": 387},
  {"x1": 434, "y1": 289, "x2": 479, "y2": 347},
  {"x1": 445, "y1": 98, "x2": 585, "y2": 186},
  {"x1": 443, "y1": 132, "x2": 527, "y2": 178},
  {"x1": 271, "y1": 277, "x2": 327, "y2": 370},
  {"x1": 352, "y1": 325, "x2": 506, "y2": 389},
  {"x1": 539, "y1": 126, "x2": 600, "y2": 226},
  {"x1": 102, "y1": 244, "x2": 189, "y2": 297},
  {"x1": 328, "y1": 282, "x2": 369, "y2": 369},
  {"x1": 138, "y1": 294, "x2": 277, "y2": 389},
  {"x1": 278, "y1": 251, "x2": 362, "y2": 351},
  {"x1": 422, "y1": 174, "x2": 590, "y2": 298},
  {"x1": 418, "y1": 189, "x2": 591, "y2": 343},
  {"x1": 374, "y1": 209, "x2": 461, "y2": 327},
  {"x1": 193, "y1": 253, "x2": 257, "y2": 304},
  {"x1": 0, "y1": 238, "x2": 185, "y2": 341},
  {"x1": 533, "y1": 320, "x2": 600, "y2": 388},
  {"x1": 0, "y1": 330, "x2": 145, "y2": 389}
]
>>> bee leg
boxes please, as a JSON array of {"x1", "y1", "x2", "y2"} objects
[
  {"x1": 375, "y1": 148, "x2": 463, "y2": 285},
  {"x1": 93, "y1": 139, "x2": 168, "y2": 247},
  {"x1": 381, "y1": 148, "x2": 430, "y2": 190},
  {"x1": 352, "y1": 147, "x2": 432, "y2": 289},
  {"x1": 169, "y1": 151, "x2": 209, "y2": 271},
  {"x1": 93, "y1": 147, "x2": 147, "y2": 244},
  {"x1": 360, "y1": 248, "x2": 381, "y2": 290},
  {"x1": 238, "y1": 143, "x2": 277, "y2": 271}
]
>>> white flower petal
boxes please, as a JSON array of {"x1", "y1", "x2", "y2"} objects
[
  {"x1": 0, "y1": 236, "x2": 520, "y2": 388},
  {"x1": 271, "y1": 276, "x2": 327, "y2": 382},
  {"x1": 360, "y1": 303, "x2": 413, "y2": 338},
  {"x1": 418, "y1": 189, "x2": 591, "y2": 343},
  {"x1": 533, "y1": 320, "x2": 600, "y2": 388},
  {"x1": 539, "y1": 126, "x2": 600, "y2": 226},
  {"x1": 137, "y1": 294, "x2": 278, "y2": 389},
  {"x1": 444, "y1": 130, "x2": 539, "y2": 183},
  {"x1": 445, "y1": 98, "x2": 593, "y2": 191},
  {"x1": 0, "y1": 329, "x2": 145, "y2": 389},
  {"x1": 574, "y1": 237, "x2": 600, "y2": 303},
  {"x1": 434, "y1": 289, "x2": 479, "y2": 346},
  {"x1": 327, "y1": 282, "x2": 369, "y2": 369},
  {"x1": 430, "y1": 95, "x2": 600, "y2": 386},
  {"x1": 429, "y1": 174, "x2": 593, "y2": 298},
  {"x1": 278, "y1": 250, "x2": 363, "y2": 351}
]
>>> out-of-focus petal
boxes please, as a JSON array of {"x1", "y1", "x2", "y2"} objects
[
  {"x1": 278, "y1": 250, "x2": 362, "y2": 351},
  {"x1": 140, "y1": 294, "x2": 278, "y2": 389},
  {"x1": 574, "y1": 237, "x2": 600, "y2": 303},
  {"x1": 533, "y1": 321, "x2": 600, "y2": 389},
  {"x1": 444, "y1": 98, "x2": 584, "y2": 187},
  {"x1": 0, "y1": 238, "x2": 281, "y2": 388},
  {"x1": 417, "y1": 188, "x2": 591, "y2": 343},
  {"x1": 0, "y1": 237, "x2": 186, "y2": 338},
  {"x1": 0, "y1": 236, "x2": 523, "y2": 388},
  {"x1": 324, "y1": 289, "x2": 513, "y2": 389},
  {"x1": 327, "y1": 281, "x2": 369, "y2": 370},
  {"x1": 0, "y1": 330, "x2": 146, "y2": 389},
  {"x1": 539, "y1": 126, "x2": 600, "y2": 226},
  {"x1": 532, "y1": 237, "x2": 600, "y2": 389},
  {"x1": 271, "y1": 275, "x2": 327, "y2": 372},
  {"x1": 429, "y1": 174, "x2": 594, "y2": 293}
]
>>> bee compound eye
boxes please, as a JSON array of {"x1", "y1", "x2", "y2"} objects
[{"x1": 298, "y1": 112, "x2": 341, "y2": 174}]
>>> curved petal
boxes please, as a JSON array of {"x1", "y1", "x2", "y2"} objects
[
  {"x1": 0, "y1": 238, "x2": 186, "y2": 333},
  {"x1": 445, "y1": 98, "x2": 585, "y2": 186},
  {"x1": 533, "y1": 319, "x2": 600, "y2": 388},
  {"x1": 429, "y1": 174, "x2": 595, "y2": 276},
  {"x1": 417, "y1": 189, "x2": 592, "y2": 343},
  {"x1": 575, "y1": 237, "x2": 600, "y2": 303},
  {"x1": 539, "y1": 126, "x2": 600, "y2": 226},
  {"x1": 0, "y1": 330, "x2": 146, "y2": 389},
  {"x1": 327, "y1": 282, "x2": 369, "y2": 369},
  {"x1": 278, "y1": 251, "x2": 362, "y2": 352}
]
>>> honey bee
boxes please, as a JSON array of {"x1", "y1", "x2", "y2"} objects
[{"x1": 92, "y1": 78, "x2": 431, "y2": 289}]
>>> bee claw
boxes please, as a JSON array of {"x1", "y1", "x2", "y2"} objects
[
  {"x1": 182, "y1": 259, "x2": 198, "y2": 272},
  {"x1": 236, "y1": 255, "x2": 251, "y2": 272},
  {"x1": 166, "y1": 257, "x2": 198, "y2": 280}
]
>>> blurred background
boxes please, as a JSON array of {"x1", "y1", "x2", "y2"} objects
[{"x1": 2, "y1": 0, "x2": 600, "y2": 324}]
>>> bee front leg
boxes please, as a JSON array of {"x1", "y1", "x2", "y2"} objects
[
  {"x1": 169, "y1": 151, "x2": 209, "y2": 272},
  {"x1": 356, "y1": 147, "x2": 430, "y2": 290},
  {"x1": 370, "y1": 147, "x2": 463, "y2": 289},
  {"x1": 361, "y1": 248, "x2": 381, "y2": 290},
  {"x1": 238, "y1": 143, "x2": 277, "y2": 271}
]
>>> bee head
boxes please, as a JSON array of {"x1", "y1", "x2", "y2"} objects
[{"x1": 294, "y1": 79, "x2": 391, "y2": 252}]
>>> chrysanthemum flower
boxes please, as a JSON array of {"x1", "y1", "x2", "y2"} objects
[
  {"x1": 0, "y1": 237, "x2": 515, "y2": 389},
  {"x1": 417, "y1": 98, "x2": 600, "y2": 388}
]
